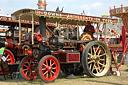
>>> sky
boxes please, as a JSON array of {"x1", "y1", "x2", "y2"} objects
[{"x1": 0, "y1": 0, "x2": 128, "y2": 17}]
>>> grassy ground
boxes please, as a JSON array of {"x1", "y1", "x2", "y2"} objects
[{"x1": 0, "y1": 65, "x2": 128, "y2": 85}]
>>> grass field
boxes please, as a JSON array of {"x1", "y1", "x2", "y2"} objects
[{"x1": 0, "y1": 65, "x2": 128, "y2": 85}]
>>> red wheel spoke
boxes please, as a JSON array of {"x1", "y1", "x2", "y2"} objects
[
  {"x1": 30, "y1": 59, "x2": 32, "y2": 63},
  {"x1": 51, "y1": 63, "x2": 55, "y2": 66},
  {"x1": 46, "y1": 60, "x2": 48, "y2": 66},
  {"x1": 25, "y1": 71, "x2": 28, "y2": 75},
  {"x1": 7, "y1": 59, "x2": 11, "y2": 61},
  {"x1": 50, "y1": 59, "x2": 52, "y2": 66},
  {"x1": 26, "y1": 61, "x2": 30, "y2": 66},
  {"x1": 6, "y1": 55, "x2": 9, "y2": 59},
  {"x1": 50, "y1": 72, "x2": 52, "y2": 78},
  {"x1": 52, "y1": 67, "x2": 56, "y2": 70},
  {"x1": 29, "y1": 71, "x2": 32, "y2": 77},
  {"x1": 43, "y1": 63, "x2": 47, "y2": 67},
  {"x1": 23, "y1": 69, "x2": 28, "y2": 72},
  {"x1": 46, "y1": 72, "x2": 48, "y2": 78},
  {"x1": 44, "y1": 70, "x2": 48, "y2": 75},
  {"x1": 51, "y1": 71, "x2": 55, "y2": 75},
  {"x1": 29, "y1": 60, "x2": 33, "y2": 65},
  {"x1": 23, "y1": 64, "x2": 28, "y2": 68},
  {"x1": 42, "y1": 68, "x2": 46, "y2": 71}
]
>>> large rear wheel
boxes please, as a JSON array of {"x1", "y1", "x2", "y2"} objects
[
  {"x1": 19, "y1": 56, "x2": 38, "y2": 80},
  {"x1": 38, "y1": 55, "x2": 60, "y2": 83},
  {"x1": 82, "y1": 41, "x2": 111, "y2": 77}
]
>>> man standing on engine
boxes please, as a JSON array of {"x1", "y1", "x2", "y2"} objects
[{"x1": 83, "y1": 21, "x2": 95, "y2": 35}]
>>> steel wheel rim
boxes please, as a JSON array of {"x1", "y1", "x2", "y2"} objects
[
  {"x1": 87, "y1": 42, "x2": 111, "y2": 76},
  {"x1": 4, "y1": 49, "x2": 15, "y2": 64},
  {"x1": 40, "y1": 57, "x2": 59, "y2": 82},
  {"x1": 22, "y1": 57, "x2": 38, "y2": 80}
]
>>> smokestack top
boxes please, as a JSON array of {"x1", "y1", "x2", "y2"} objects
[{"x1": 37, "y1": 0, "x2": 47, "y2": 10}]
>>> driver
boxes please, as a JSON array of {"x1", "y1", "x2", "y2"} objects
[{"x1": 83, "y1": 21, "x2": 95, "y2": 35}]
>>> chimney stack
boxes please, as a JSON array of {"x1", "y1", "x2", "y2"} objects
[
  {"x1": 37, "y1": 0, "x2": 47, "y2": 10},
  {"x1": 38, "y1": 0, "x2": 47, "y2": 38}
]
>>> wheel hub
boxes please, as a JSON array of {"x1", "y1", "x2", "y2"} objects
[
  {"x1": 28, "y1": 65, "x2": 33, "y2": 71},
  {"x1": 95, "y1": 57, "x2": 100, "y2": 61},
  {"x1": 92, "y1": 55, "x2": 100, "y2": 61},
  {"x1": 46, "y1": 66, "x2": 52, "y2": 71},
  {"x1": 49, "y1": 67, "x2": 52, "y2": 71}
]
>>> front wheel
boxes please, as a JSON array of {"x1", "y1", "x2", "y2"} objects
[
  {"x1": 82, "y1": 41, "x2": 111, "y2": 77},
  {"x1": 38, "y1": 55, "x2": 60, "y2": 83},
  {"x1": 19, "y1": 56, "x2": 38, "y2": 80}
]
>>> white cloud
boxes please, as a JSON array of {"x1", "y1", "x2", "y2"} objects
[
  {"x1": 91, "y1": 2, "x2": 103, "y2": 7},
  {"x1": 80, "y1": 2, "x2": 103, "y2": 10}
]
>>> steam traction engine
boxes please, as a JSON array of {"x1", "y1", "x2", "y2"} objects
[
  {"x1": 11, "y1": 8, "x2": 118, "y2": 83},
  {"x1": 0, "y1": 15, "x2": 53, "y2": 66}
]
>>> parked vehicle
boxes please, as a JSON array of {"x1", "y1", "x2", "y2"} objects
[{"x1": 11, "y1": 8, "x2": 118, "y2": 82}]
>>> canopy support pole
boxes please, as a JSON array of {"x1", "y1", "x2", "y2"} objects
[
  {"x1": 104, "y1": 23, "x2": 107, "y2": 43},
  {"x1": 97, "y1": 23, "x2": 99, "y2": 40},
  {"x1": 77, "y1": 22, "x2": 79, "y2": 40},
  {"x1": 19, "y1": 16, "x2": 21, "y2": 45},
  {"x1": 32, "y1": 14, "x2": 34, "y2": 45},
  {"x1": 66, "y1": 25, "x2": 69, "y2": 39}
]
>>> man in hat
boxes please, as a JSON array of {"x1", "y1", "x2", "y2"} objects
[{"x1": 83, "y1": 21, "x2": 95, "y2": 35}]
